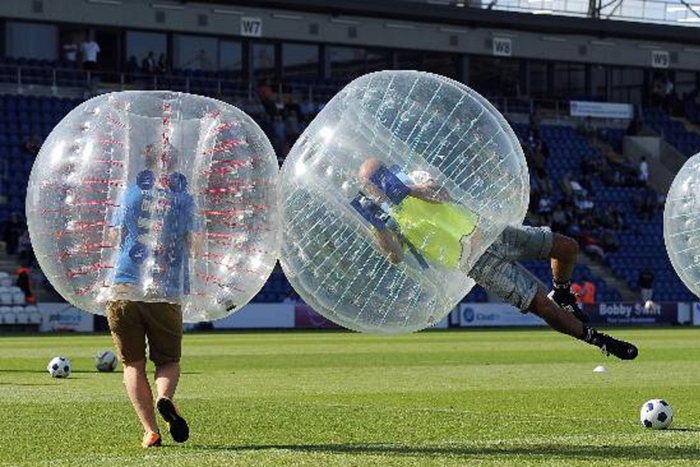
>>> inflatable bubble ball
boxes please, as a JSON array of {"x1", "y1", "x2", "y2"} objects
[
  {"x1": 664, "y1": 152, "x2": 700, "y2": 299},
  {"x1": 26, "y1": 91, "x2": 279, "y2": 322},
  {"x1": 279, "y1": 70, "x2": 529, "y2": 334}
]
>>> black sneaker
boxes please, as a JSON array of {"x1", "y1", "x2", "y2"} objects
[
  {"x1": 157, "y1": 398, "x2": 190, "y2": 443},
  {"x1": 592, "y1": 332, "x2": 639, "y2": 360},
  {"x1": 548, "y1": 289, "x2": 590, "y2": 323}
]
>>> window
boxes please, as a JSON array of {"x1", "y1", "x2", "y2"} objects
[
  {"x1": 126, "y1": 31, "x2": 167, "y2": 66},
  {"x1": 282, "y1": 43, "x2": 319, "y2": 78},
  {"x1": 610, "y1": 67, "x2": 644, "y2": 105},
  {"x1": 553, "y1": 63, "x2": 586, "y2": 98},
  {"x1": 219, "y1": 41, "x2": 243, "y2": 78},
  {"x1": 253, "y1": 42, "x2": 277, "y2": 80},
  {"x1": 366, "y1": 49, "x2": 390, "y2": 73},
  {"x1": 423, "y1": 53, "x2": 459, "y2": 80},
  {"x1": 396, "y1": 50, "x2": 423, "y2": 70},
  {"x1": 328, "y1": 46, "x2": 367, "y2": 80},
  {"x1": 6, "y1": 21, "x2": 58, "y2": 61},
  {"x1": 173, "y1": 34, "x2": 217, "y2": 71},
  {"x1": 470, "y1": 57, "x2": 519, "y2": 97}
]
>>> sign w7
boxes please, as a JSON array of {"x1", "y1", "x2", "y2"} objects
[{"x1": 241, "y1": 17, "x2": 263, "y2": 37}]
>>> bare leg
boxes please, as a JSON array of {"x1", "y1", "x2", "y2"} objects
[
  {"x1": 550, "y1": 233, "x2": 579, "y2": 283},
  {"x1": 123, "y1": 360, "x2": 158, "y2": 433},
  {"x1": 155, "y1": 361, "x2": 181, "y2": 401},
  {"x1": 527, "y1": 289, "x2": 584, "y2": 339},
  {"x1": 527, "y1": 289, "x2": 638, "y2": 360}
]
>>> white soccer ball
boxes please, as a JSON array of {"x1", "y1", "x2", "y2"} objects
[
  {"x1": 95, "y1": 350, "x2": 118, "y2": 372},
  {"x1": 47, "y1": 356, "x2": 71, "y2": 378},
  {"x1": 640, "y1": 399, "x2": 674, "y2": 429},
  {"x1": 644, "y1": 300, "x2": 656, "y2": 311}
]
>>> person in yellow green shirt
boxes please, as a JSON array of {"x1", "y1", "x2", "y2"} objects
[{"x1": 357, "y1": 158, "x2": 637, "y2": 361}]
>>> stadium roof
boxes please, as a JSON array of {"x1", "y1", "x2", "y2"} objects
[{"x1": 201, "y1": 0, "x2": 700, "y2": 43}]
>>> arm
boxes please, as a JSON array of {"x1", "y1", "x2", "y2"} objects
[
  {"x1": 375, "y1": 228, "x2": 404, "y2": 264},
  {"x1": 408, "y1": 182, "x2": 452, "y2": 204}
]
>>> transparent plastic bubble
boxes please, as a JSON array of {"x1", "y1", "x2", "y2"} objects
[
  {"x1": 665, "y1": 152, "x2": 700, "y2": 298},
  {"x1": 26, "y1": 91, "x2": 279, "y2": 322},
  {"x1": 279, "y1": 71, "x2": 529, "y2": 334}
]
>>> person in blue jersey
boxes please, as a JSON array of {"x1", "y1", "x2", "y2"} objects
[{"x1": 107, "y1": 144, "x2": 199, "y2": 448}]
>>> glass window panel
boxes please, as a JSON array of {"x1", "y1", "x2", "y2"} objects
[
  {"x1": 282, "y1": 43, "x2": 319, "y2": 78},
  {"x1": 126, "y1": 31, "x2": 167, "y2": 66},
  {"x1": 253, "y1": 42, "x2": 277, "y2": 80},
  {"x1": 219, "y1": 41, "x2": 243, "y2": 77},
  {"x1": 366, "y1": 49, "x2": 390, "y2": 73},
  {"x1": 676, "y1": 71, "x2": 696, "y2": 96},
  {"x1": 553, "y1": 63, "x2": 586, "y2": 98},
  {"x1": 423, "y1": 53, "x2": 459, "y2": 80},
  {"x1": 329, "y1": 46, "x2": 366, "y2": 80},
  {"x1": 396, "y1": 50, "x2": 423, "y2": 70},
  {"x1": 6, "y1": 21, "x2": 58, "y2": 61},
  {"x1": 470, "y1": 56, "x2": 519, "y2": 97},
  {"x1": 173, "y1": 34, "x2": 218, "y2": 71}
]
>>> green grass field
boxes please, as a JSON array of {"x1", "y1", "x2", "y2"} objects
[{"x1": 1, "y1": 328, "x2": 700, "y2": 466}]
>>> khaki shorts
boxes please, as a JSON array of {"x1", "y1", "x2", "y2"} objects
[
  {"x1": 469, "y1": 226, "x2": 553, "y2": 311},
  {"x1": 106, "y1": 291, "x2": 183, "y2": 366}
]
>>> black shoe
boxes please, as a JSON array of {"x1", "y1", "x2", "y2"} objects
[
  {"x1": 548, "y1": 289, "x2": 590, "y2": 323},
  {"x1": 592, "y1": 332, "x2": 639, "y2": 360},
  {"x1": 157, "y1": 398, "x2": 189, "y2": 443}
]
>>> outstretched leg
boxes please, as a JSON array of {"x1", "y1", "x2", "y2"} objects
[
  {"x1": 528, "y1": 290, "x2": 638, "y2": 360},
  {"x1": 550, "y1": 233, "x2": 578, "y2": 284},
  {"x1": 548, "y1": 234, "x2": 590, "y2": 322}
]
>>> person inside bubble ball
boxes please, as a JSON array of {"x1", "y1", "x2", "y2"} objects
[
  {"x1": 358, "y1": 158, "x2": 638, "y2": 360},
  {"x1": 107, "y1": 143, "x2": 199, "y2": 448}
]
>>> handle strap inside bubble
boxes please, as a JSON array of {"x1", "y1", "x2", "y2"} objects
[{"x1": 351, "y1": 191, "x2": 429, "y2": 270}]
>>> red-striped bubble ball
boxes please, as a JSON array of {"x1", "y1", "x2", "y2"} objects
[{"x1": 27, "y1": 91, "x2": 279, "y2": 322}]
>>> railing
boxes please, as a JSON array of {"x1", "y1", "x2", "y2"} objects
[
  {"x1": 0, "y1": 63, "x2": 258, "y2": 99},
  {"x1": 1, "y1": 63, "x2": 650, "y2": 123}
]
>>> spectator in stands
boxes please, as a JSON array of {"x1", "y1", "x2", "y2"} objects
[
  {"x1": 63, "y1": 41, "x2": 78, "y2": 64},
  {"x1": 284, "y1": 102, "x2": 301, "y2": 149},
  {"x1": 3, "y1": 212, "x2": 24, "y2": 256},
  {"x1": 158, "y1": 53, "x2": 170, "y2": 74},
  {"x1": 22, "y1": 134, "x2": 42, "y2": 158},
  {"x1": 598, "y1": 204, "x2": 624, "y2": 230},
  {"x1": 580, "y1": 275, "x2": 596, "y2": 305},
  {"x1": 537, "y1": 195, "x2": 553, "y2": 223},
  {"x1": 580, "y1": 232, "x2": 605, "y2": 262},
  {"x1": 638, "y1": 268, "x2": 655, "y2": 303},
  {"x1": 142, "y1": 52, "x2": 157, "y2": 75},
  {"x1": 126, "y1": 56, "x2": 140, "y2": 76},
  {"x1": 651, "y1": 75, "x2": 665, "y2": 107},
  {"x1": 574, "y1": 193, "x2": 594, "y2": 212},
  {"x1": 599, "y1": 229, "x2": 619, "y2": 253},
  {"x1": 570, "y1": 282, "x2": 584, "y2": 308},
  {"x1": 664, "y1": 77, "x2": 676, "y2": 115},
  {"x1": 185, "y1": 49, "x2": 213, "y2": 71},
  {"x1": 15, "y1": 261, "x2": 35, "y2": 304},
  {"x1": 637, "y1": 187, "x2": 658, "y2": 220},
  {"x1": 272, "y1": 114, "x2": 287, "y2": 156},
  {"x1": 17, "y1": 229, "x2": 34, "y2": 267},
  {"x1": 582, "y1": 116, "x2": 596, "y2": 140},
  {"x1": 80, "y1": 33, "x2": 101, "y2": 71},
  {"x1": 535, "y1": 168, "x2": 553, "y2": 196},
  {"x1": 638, "y1": 156, "x2": 649, "y2": 185},
  {"x1": 257, "y1": 80, "x2": 277, "y2": 116},
  {"x1": 551, "y1": 202, "x2": 569, "y2": 234}
]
